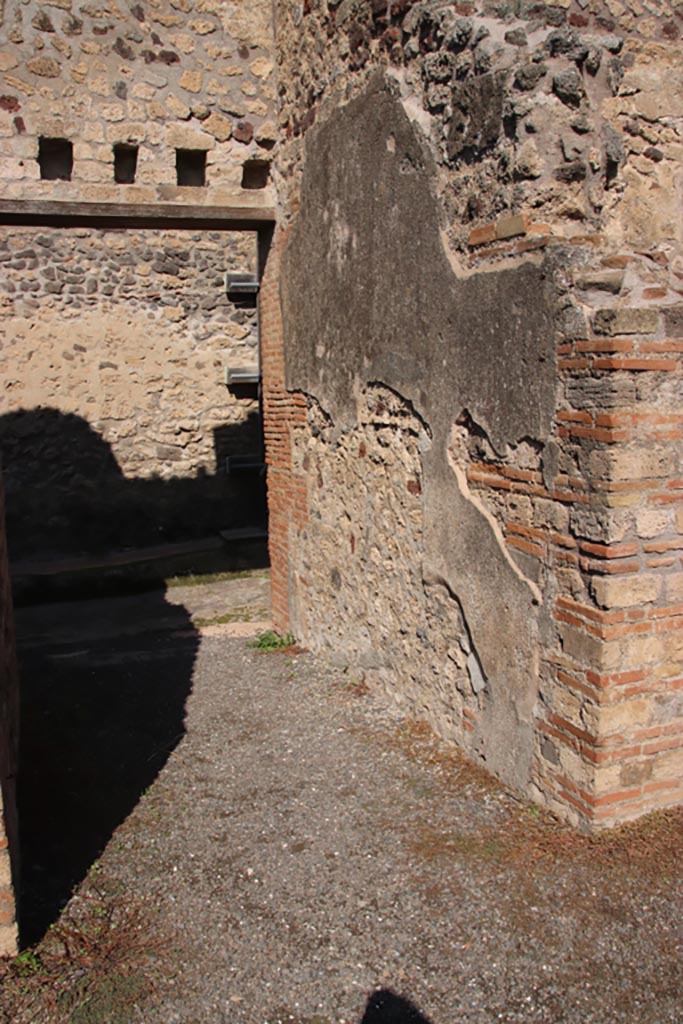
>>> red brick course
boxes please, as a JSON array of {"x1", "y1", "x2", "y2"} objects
[
  {"x1": 260, "y1": 227, "x2": 308, "y2": 633},
  {"x1": 466, "y1": 316, "x2": 683, "y2": 826}
]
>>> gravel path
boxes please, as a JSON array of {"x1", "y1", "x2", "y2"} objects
[{"x1": 3, "y1": 580, "x2": 682, "y2": 1023}]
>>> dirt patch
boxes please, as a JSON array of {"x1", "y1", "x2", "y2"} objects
[{"x1": 0, "y1": 888, "x2": 165, "y2": 1024}]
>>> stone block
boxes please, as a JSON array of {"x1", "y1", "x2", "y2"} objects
[
  {"x1": 591, "y1": 574, "x2": 660, "y2": 609},
  {"x1": 636, "y1": 507, "x2": 672, "y2": 539},
  {"x1": 558, "y1": 622, "x2": 603, "y2": 668},
  {"x1": 179, "y1": 70, "x2": 203, "y2": 93},
  {"x1": 603, "y1": 634, "x2": 660, "y2": 671},
  {"x1": 204, "y1": 111, "x2": 232, "y2": 142},
  {"x1": 256, "y1": 120, "x2": 277, "y2": 145},
  {"x1": 27, "y1": 56, "x2": 61, "y2": 78},
  {"x1": 574, "y1": 270, "x2": 624, "y2": 293},
  {"x1": 169, "y1": 33, "x2": 196, "y2": 54},
  {"x1": 592, "y1": 308, "x2": 660, "y2": 335},
  {"x1": 166, "y1": 94, "x2": 191, "y2": 120},
  {"x1": 588, "y1": 445, "x2": 677, "y2": 483},
  {"x1": 664, "y1": 573, "x2": 683, "y2": 602},
  {"x1": 663, "y1": 305, "x2": 683, "y2": 338},
  {"x1": 165, "y1": 125, "x2": 214, "y2": 149},
  {"x1": 130, "y1": 82, "x2": 157, "y2": 101},
  {"x1": 250, "y1": 57, "x2": 273, "y2": 79},
  {"x1": 600, "y1": 698, "x2": 651, "y2": 735},
  {"x1": 101, "y1": 104, "x2": 126, "y2": 123},
  {"x1": 188, "y1": 18, "x2": 217, "y2": 35},
  {"x1": 651, "y1": 747, "x2": 683, "y2": 781}
]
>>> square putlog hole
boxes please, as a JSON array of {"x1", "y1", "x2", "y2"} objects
[
  {"x1": 38, "y1": 137, "x2": 73, "y2": 181},
  {"x1": 241, "y1": 159, "x2": 270, "y2": 190},
  {"x1": 176, "y1": 148, "x2": 207, "y2": 187},
  {"x1": 114, "y1": 143, "x2": 138, "y2": 184}
]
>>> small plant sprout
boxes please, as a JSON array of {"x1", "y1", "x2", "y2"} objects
[{"x1": 250, "y1": 630, "x2": 296, "y2": 651}]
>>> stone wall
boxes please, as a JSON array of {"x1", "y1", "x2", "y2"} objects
[
  {"x1": 262, "y1": 0, "x2": 683, "y2": 829},
  {"x1": 0, "y1": 224, "x2": 263, "y2": 560},
  {"x1": 0, "y1": 0, "x2": 277, "y2": 564},
  {"x1": 0, "y1": 1, "x2": 277, "y2": 563},
  {"x1": 0, "y1": 0, "x2": 276, "y2": 206},
  {"x1": 0, "y1": 469, "x2": 19, "y2": 956}
]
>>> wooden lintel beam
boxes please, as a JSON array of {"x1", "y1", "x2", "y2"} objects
[{"x1": 0, "y1": 199, "x2": 276, "y2": 232}]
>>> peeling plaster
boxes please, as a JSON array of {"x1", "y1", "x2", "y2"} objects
[{"x1": 447, "y1": 439, "x2": 542, "y2": 606}]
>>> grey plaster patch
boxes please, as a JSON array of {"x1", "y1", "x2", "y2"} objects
[
  {"x1": 281, "y1": 73, "x2": 556, "y2": 451},
  {"x1": 466, "y1": 650, "x2": 487, "y2": 696},
  {"x1": 280, "y1": 74, "x2": 559, "y2": 791}
]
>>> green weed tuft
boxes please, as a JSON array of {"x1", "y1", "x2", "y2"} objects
[{"x1": 250, "y1": 630, "x2": 296, "y2": 651}]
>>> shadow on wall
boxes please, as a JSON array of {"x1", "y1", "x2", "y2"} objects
[{"x1": 0, "y1": 407, "x2": 266, "y2": 564}]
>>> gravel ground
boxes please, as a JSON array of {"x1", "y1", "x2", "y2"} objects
[{"x1": 2, "y1": 578, "x2": 682, "y2": 1024}]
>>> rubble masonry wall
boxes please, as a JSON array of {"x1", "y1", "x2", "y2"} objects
[
  {"x1": 0, "y1": 0, "x2": 276, "y2": 204},
  {"x1": 0, "y1": 225, "x2": 260, "y2": 559}
]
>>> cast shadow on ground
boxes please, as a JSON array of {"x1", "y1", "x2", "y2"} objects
[
  {"x1": 361, "y1": 989, "x2": 433, "y2": 1023},
  {"x1": 16, "y1": 589, "x2": 198, "y2": 946},
  {"x1": 0, "y1": 407, "x2": 265, "y2": 945}
]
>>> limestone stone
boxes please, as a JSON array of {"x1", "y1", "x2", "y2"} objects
[
  {"x1": 166, "y1": 94, "x2": 191, "y2": 120},
  {"x1": 664, "y1": 573, "x2": 683, "y2": 602},
  {"x1": 249, "y1": 57, "x2": 273, "y2": 79},
  {"x1": 592, "y1": 308, "x2": 660, "y2": 335},
  {"x1": 589, "y1": 446, "x2": 676, "y2": 483},
  {"x1": 591, "y1": 574, "x2": 660, "y2": 609},
  {"x1": 256, "y1": 120, "x2": 277, "y2": 144},
  {"x1": 143, "y1": 70, "x2": 168, "y2": 88},
  {"x1": 169, "y1": 34, "x2": 196, "y2": 54},
  {"x1": 188, "y1": 19, "x2": 217, "y2": 35},
  {"x1": 70, "y1": 61, "x2": 89, "y2": 83},
  {"x1": 151, "y1": 12, "x2": 184, "y2": 27},
  {"x1": 2, "y1": 75, "x2": 35, "y2": 96},
  {"x1": 101, "y1": 103, "x2": 125, "y2": 122},
  {"x1": 246, "y1": 99, "x2": 269, "y2": 117},
  {"x1": 0, "y1": 54, "x2": 19, "y2": 72},
  {"x1": 637, "y1": 507, "x2": 672, "y2": 538},
  {"x1": 203, "y1": 111, "x2": 232, "y2": 142},
  {"x1": 165, "y1": 125, "x2": 213, "y2": 149},
  {"x1": 130, "y1": 82, "x2": 156, "y2": 100},
  {"x1": 600, "y1": 697, "x2": 652, "y2": 735},
  {"x1": 179, "y1": 69, "x2": 203, "y2": 93}
]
